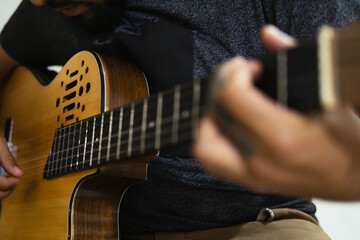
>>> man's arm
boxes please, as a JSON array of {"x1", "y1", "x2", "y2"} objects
[
  {"x1": 0, "y1": 43, "x2": 18, "y2": 84},
  {"x1": 194, "y1": 26, "x2": 360, "y2": 201},
  {"x1": 0, "y1": 43, "x2": 22, "y2": 199}
]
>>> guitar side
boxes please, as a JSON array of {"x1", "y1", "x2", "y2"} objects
[{"x1": 0, "y1": 51, "x2": 150, "y2": 240}]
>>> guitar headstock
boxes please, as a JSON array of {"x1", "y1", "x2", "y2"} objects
[{"x1": 319, "y1": 19, "x2": 360, "y2": 112}]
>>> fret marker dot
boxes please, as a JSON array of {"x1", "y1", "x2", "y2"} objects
[
  {"x1": 181, "y1": 111, "x2": 190, "y2": 119},
  {"x1": 148, "y1": 121, "x2": 155, "y2": 128}
]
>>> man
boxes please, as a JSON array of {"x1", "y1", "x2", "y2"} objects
[
  {"x1": 0, "y1": 0, "x2": 359, "y2": 239},
  {"x1": 194, "y1": 24, "x2": 360, "y2": 201}
]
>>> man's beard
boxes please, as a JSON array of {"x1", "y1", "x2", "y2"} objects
[{"x1": 47, "y1": 0, "x2": 125, "y2": 35}]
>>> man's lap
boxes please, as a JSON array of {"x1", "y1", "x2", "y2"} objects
[{"x1": 122, "y1": 208, "x2": 330, "y2": 240}]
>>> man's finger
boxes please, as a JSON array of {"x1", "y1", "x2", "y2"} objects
[
  {"x1": 261, "y1": 25, "x2": 297, "y2": 51},
  {"x1": 0, "y1": 176, "x2": 19, "y2": 191},
  {"x1": 218, "y1": 60, "x2": 304, "y2": 147},
  {"x1": 0, "y1": 137, "x2": 22, "y2": 177},
  {"x1": 194, "y1": 117, "x2": 248, "y2": 182},
  {"x1": 0, "y1": 190, "x2": 12, "y2": 200}
]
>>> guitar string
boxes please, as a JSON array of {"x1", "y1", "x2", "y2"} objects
[
  {"x1": 16, "y1": 122, "x2": 196, "y2": 179},
  {"x1": 17, "y1": 114, "x2": 195, "y2": 173},
  {"x1": 11, "y1": 106, "x2": 199, "y2": 170},
  {"x1": 7, "y1": 102, "x2": 157, "y2": 152},
  {"x1": 12, "y1": 113, "x2": 191, "y2": 162},
  {"x1": 4, "y1": 82, "x2": 203, "y2": 178},
  {"x1": 6, "y1": 81, "x2": 197, "y2": 159},
  {"x1": 7, "y1": 87, "x2": 195, "y2": 156},
  {"x1": 10, "y1": 104, "x2": 196, "y2": 165}
]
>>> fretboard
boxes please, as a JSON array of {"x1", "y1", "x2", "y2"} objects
[{"x1": 44, "y1": 79, "x2": 209, "y2": 179}]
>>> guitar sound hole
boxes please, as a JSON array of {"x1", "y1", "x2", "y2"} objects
[
  {"x1": 86, "y1": 83, "x2": 91, "y2": 93},
  {"x1": 63, "y1": 103, "x2": 75, "y2": 113},
  {"x1": 65, "y1": 114, "x2": 74, "y2": 121},
  {"x1": 62, "y1": 91, "x2": 76, "y2": 103},
  {"x1": 65, "y1": 80, "x2": 78, "y2": 91},
  {"x1": 70, "y1": 70, "x2": 79, "y2": 78}
]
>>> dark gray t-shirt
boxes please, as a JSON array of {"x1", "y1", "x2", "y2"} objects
[{"x1": 2, "y1": 0, "x2": 360, "y2": 235}]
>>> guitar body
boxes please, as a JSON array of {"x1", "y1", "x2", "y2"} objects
[{"x1": 0, "y1": 51, "x2": 150, "y2": 240}]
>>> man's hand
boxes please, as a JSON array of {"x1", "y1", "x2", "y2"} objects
[
  {"x1": 194, "y1": 26, "x2": 360, "y2": 201},
  {"x1": 0, "y1": 137, "x2": 22, "y2": 199}
]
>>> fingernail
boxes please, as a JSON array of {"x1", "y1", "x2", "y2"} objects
[
  {"x1": 14, "y1": 166, "x2": 23, "y2": 175},
  {"x1": 267, "y1": 25, "x2": 297, "y2": 47}
]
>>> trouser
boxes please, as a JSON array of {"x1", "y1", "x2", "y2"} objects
[{"x1": 122, "y1": 208, "x2": 331, "y2": 240}]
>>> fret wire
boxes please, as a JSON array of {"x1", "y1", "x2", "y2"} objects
[
  {"x1": 45, "y1": 80, "x2": 209, "y2": 176},
  {"x1": 172, "y1": 85, "x2": 181, "y2": 144},
  {"x1": 51, "y1": 131, "x2": 57, "y2": 176},
  {"x1": 97, "y1": 114, "x2": 104, "y2": 165},
  {"x1": 127, "y1": 103, "x2": 135, "y2": 157},
  {"x1": 64, "y1": 125, "x2": 71, "y2": 173},
  {"x1": 89, "y1": 116, "x2": 96, "y2": 166},
  {"x1": 82, "y1": 121, "x2": 89, "y2": 167},
  {"x1": 42, "y1": 115, "x2": 169, "y2": 175},
  {"x1": 69, "y1": 125, "x2": 75, "y2": 171},
  {"x1": 47, "y1": 102, "x2": 194, "y2": 167},
  {"x1": 50, "y1": 112, "x2": 193, "y2": 165},
  {"x1": 140, "y1": 99, "x2": 148, "y2": 154},
  {"x1": 106, "y1": 110, "x2": 113, "y2": 162},
  {"x1": 57, "y1": 128, "x2": 64, "y2": 175},
  {"x1": 18, "y1": 87, "x2": 198, "y2": 160},
  {"x1": 192, "y1": 80, "x2": 201, "y2": 136},
  {"x1": 46, "y1": 149, "x2": 51, "y2": 178},
  {"x1": 76, "y1": 121, "x2": 82, "y2": 169},
  {"x1": 155, "y1": 92, "x2": 163, "y2": 150},
  {"x1": 116, "y1": 108, "x2": 124, "y2": 160},
  {"x1": 48, "y1": 107, "x2": 191, "y2": 160},
  {"x1": 63, "y1": 126, "x2": 70, "y2": 173},
  {"x1": 54, "y1": 128, "x2": 61, "y2": 175},
  {"x1": 49, "y1": 131, "x2": 57, "y2": 177},
  {"x1": 44, "y1": 92, "x2": 194, "y2": 145},
  {"x1": 45, "y1": 120, "x2": 195, "y2": 175},
  {"x1": 61, "y1": 125, "x2": 72, "y2": 173}
]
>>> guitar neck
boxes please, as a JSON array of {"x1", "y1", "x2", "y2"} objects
[
  {"x1": 257, "y1": 20, "x2": 360, "y2": 113},
  {"x1": 44, "y1": 20, "x2": 360, "y2": 179},
  {"x1": 44, "y1": 79, "x2": 210, "y2": 179}
]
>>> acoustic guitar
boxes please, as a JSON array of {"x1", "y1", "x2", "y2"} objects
[{"x1": 0, "y1": 21, "x2": 359, "y2": 240}]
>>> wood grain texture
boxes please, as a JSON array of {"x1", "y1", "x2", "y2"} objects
[
  {"x1": 334, "y1": 21, "x2": 360, "y2": 111},
  {"x1": 0, "y1": 51, "x2": 150, "y2": 240}
]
